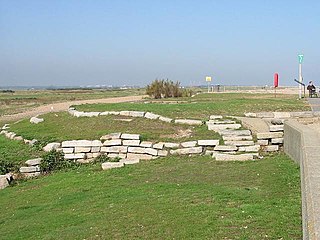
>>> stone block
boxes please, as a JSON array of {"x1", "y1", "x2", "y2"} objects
[
  {"x1": 271, "y1": 119, "x2": 285, "y2": 125},
  {"x1": 64, "y1": 153, "x2": 86, "y2": 159},
  {"x1": 101, "y1": 162, "x2": 124, "y2": 170},
  {"x1": 92, "y1": 152, "x2": 101, "y2": 158},
  {"x1": 170, "y1": 147, "x2": 203, "y2": 155},
  {"x1": 175, "y1": 119, "x2": 203, "y2": 126},
  {"x1": 43, "y1": 142, "x2": 61, "y2": 152},
  {"x1": 75, "y1": 147, "x2": 91, "y2": 153},
  {"x1": 208, "y1": 124, "x2": 241, "y2": 131},
  {"x1": 100, "y1": 133, "x2": 121, "y2": 140},
  {"x1": 77, "y1": 158, "x2": 95, "y2": 164},
  {"x1": 14, "y1": 136, "x2": 23, "y2": 141},
  {"x1": 108, "y1": 111, "x2": 120, "y2": 115},
  {"x1": 159, "y1": 116, "x2": 173, "y2": 123},
  {"x1": 238, "y1": 145, "x2": 260, "y2": 152},
  {"x1": 244, "y1": 112, "x2": 257, "y2": 117},
  {"x1": 197, "y1": 140, "x2": 219, "y2": 146},
  {"x1": 0, "y1": 175, "x2": 9, "y2": 189},
  {"x1": 269, "y1": 125, "x2": 284, "y2": 132},
  {"x1": 82, "y1": 112, "x2": 100, "y2": 117},
  {"x1": 91, "y1": 140, "x2": 102, "y2": 147},
  {"x1": 222, "y1": 135, "x2": 253, "y2": 141},
  {"x1": 144, "y1": 148, "x2": 158, "y2": 156},
  {"x1": 257, "y1": 132, "x2": 283, "y2": 139},
  {"x1": 164, "y1": 142, "x2": 180, "y2": 148},
  {"x1": 273, "y1": 112, "x2": 291, "y2": 119},
  {"x1": 121, "y1": 133, "x2": 140, "y2": 140},
  {"x1": 30, "y1": 117, "x2": 44, "y2": 124},
  {"x1": 290, "y1": 111, "x2": 313, "y2": 118},
  {"x1": 224, "y1": 141, "x2": 254, "y2": 146},
  {"x1": 153, "y1": 142, "x2": 164, "y2": 149},
  {"x1": 62, "y1": 140, "x2": 92, "y2": 148},
  {"x1": 181, "y1": 141, "x2": 197, "y2": 148},
  {"x1": 144, "y1": 112, "x2": 160, "y2": 120},
  {"x1": 23, "y1": 172, "x2": 41, "y2": 178},
  {"x1": 271, "y1": 138, "x2": 284, "y2": 144},
  {"x1": 62, "y1": 148, "x2": 74, "y2": 154},
  {"x1": 25, "y1": 158, "x2": 42, "y2": 166},
  {"x1": 257, "y1": 139, "x2": 269, "y2": 146},
  {"x1": 127, "y1": 153, "x2": 153, "y2": 160},
  {"x1": 209, "y1": 120, "x2": 236, "y2": 124},
  {"x1": 108, "y1": 153, "x2": 126, "y2": 159},
  {"x1": 20, "y1": 166, "x2": 40, "y2": 173},
  {"x1": 91, "y1": 146, "x2": 101, "y2": 153},
  {"x1": 140, "y1": 141, "x2": 153, "y2": 148},
  {"x1": 214, "y1": 145, "x2": 238, "y2": 151},
  {"x1": 209, "y1": 115, "x2": 223, "y2": 119},
  {"x1": 129, "y1": 111, "x2": 145, "y2": 117},
  {"x1": 123, "y1": 140, "x2": 140, "y2": 146},
  {"x1": 100, "y1": 111, "x2": 110, "y2": 116},
  {"x1": 262, "y1": 145, "x2": 279, "y2": 152},
  {"x1": 101, "y1": 146, "x2": 128, "y2": 153},
  {"x1": 158, "y1": 150, "x2": 168, "y2": 156},
  {"x1": 119, "y1": 158, "x2": 140, "y2": 165},
  {"x1": 120, "y1": 111, "x2": 131, "y2": 116},
  {"x1": 103, "y1": 139, "x2": 122, "y2": 146},
  {"x1": 128, "y1": 147, "x2": 146, "y2": 154},
  {"x1": 256, "y1": 112, "x2": 274, "y2": 118},
  {"x1": 214, "y1": 153, "x2": 254, "y2": 161}
]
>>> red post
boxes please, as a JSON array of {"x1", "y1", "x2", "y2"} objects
[{"x1": 274, "y1": 73, "x2": 279, "y2": 98}]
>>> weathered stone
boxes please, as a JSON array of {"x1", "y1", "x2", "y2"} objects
[
  {"x1": 119, "y1": 158, "x2": 140, "y2": 165},
  {"x1": 290, "y1": 111, "x2": 313, "y2": 118},
  {"x1": 256, "y1": 112, "x2": 274, "y2": 118},
  {"x1": 82, "y1": 112, "x2": 100, "y2": 117},
  {"x1": 207, "y1": 120, "x2": 236, "y2": 124},
  {"x1": 157, "y1": 150, "x2": 168, "y2": 156},
  {"x1": 214, "y1": 153, "x2": 254, "y2": 161},
  {"x1": 257, "y1": 139, "x2": 269, "y2": 146},
  {"x1": 129, "y1": 111, "x2": 145, "y2": 117},
  {"x1": 108, "y1": 153, "x2": 126, "y2": 159},
  {"x1": 100, "y1": 133, "x2": 121, "y2": 140},
  {"x1": 75, "y1": 147, "x2": 91, "y2": 153},
  {"x1": 214, "y1": 145, "x2": 238, "y2": 151},
  {"x1": 25, "y1": 158, "x2": 42, "y2": 166},
  {"x1": 20, "y1": 166, "x2": 40, "y2": 173},
  {"x1": 62, "y1": 140, "x2": 92, "y2": 148},
  {"x1": 170, "y1": 147, "x2": 203, "y2": 155},
  {"x1": 128, "y1": 147, "x2": 145, "y2": 154},
  {"x1": 222, "y1": 135, "x2": 253, "y2": 141},
  {"x1": 62, "y1": 148, "x2": 74, "y2": 154},
  {"x1": 92, "y1": 152, "x2": 101, "y2": 158},
  {"x1": 13, "y1": 136, "x2": 23, "y2": 141},
  {"x1": 144, "y1": 112, "x2": 160, "y2": 120},
  {"x1": 30, "y1": 116, "x2": 44, "y2": 124},
  {"x1": 181, "y1": 141, "x2": 197, "y2": 148},
  {"x1": 257, "y1": 132, "x2": 283, "y2": 139},
  {"x1": 127, "y1": 153, "x2": 153, "y2": 160},
  {"x1": 120, "y1": 111, "x2": 131, "y2": 116},
  {"x1": 140, "y1": 141, "x2": 153, "y2": 148},
  {"x1": 101, "y1": 146, "x2": 128, "y2": 153},
  {"x1": 77, "y1": 158, "x2": 95, "y2": 164},
  {"x1": 0, "y1": 175, "x2": 9, "y2": 189},
  {"x1": 103, "y1": 139, "x2": 122, "y2": 146},
  {"x1": 175, "y1": 119, "x2": 203, "y2": 126},
  {"x1": 91, "y1": 146, "x2": 101, "y2": 153},
  {"x1": 101, "y1": 162, "x2": 124, "y2": 170},
  {"x1": 64, "y1": 153, "x2": 86, "y2": 159},
  {"x1": 262, "y1": 145, "x2": 279, "y2": 152},
  {"x1": 144, "y1": 148, "x2": 158, "y2": 156},
  {"x1": 197, "y1": 140, "x2": 219, "y2": 146},
  {"x1": 153, "y1": 142, "x2": 164, "y2": 149},
  {"x1": 122, "y1": 140, "x2": 140, "y2": 146},
  {"x1": 209, "y1": 115, "x2": 223, "y2": 119},
  {"x1": 91, "y1": 140, "x2": 102, "y2": 147},
  {"x1": 159, "y1": 116, "x2": 173, "y2": 123},
  {"x1": 244, "y1": 112, "x2": 257, "y2": 117},
  {"x1": 271, "y1": 119, "x2": 285, "y2": 125},
  {"x1": 121, "y1": 133, "x2": 140, "y2": 140},
  {"x1": 224, "y1": 141, "x2": 255, "y2": 146},
  {"x1": 43, "y1": 142, "x2": 61, "y2": 152},
  {"x1": 273, "y1": 112, "x2": 291, "y2": 119},
  {"x1": 269, "y1": 125, "x2": 284, "y2": 132},
  {"x1": 238, "y1": 145, "x2": 260, "y2": 152},
  {"x1": 23, "y1": 172, "x2": 41, "y2": 178},
  {"x1": 100, "y1": 111, "x2": 110, "y2": 116},
  {"x1": 29, "y1": 139, "x2": 38, "y2": 146},
  {"x1": 271, "y1": 138, "x2": 284, "y2": 144},
  {"x1": 208, "y1": 124, "x2": 241, "y2": 131},
  {"x1": 108, "y1": 111, "x2": 120, "y2": 115},
  {"x1": 164, "y1": 142, "x2": 180, "y2": 148}
]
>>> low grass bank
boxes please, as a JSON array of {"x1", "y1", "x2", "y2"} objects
[
  {"x1": 0, "y1": 153, "x2": 301, "y2": 239},
  {"x1": 10, "y1": 112, "x2": 219, "y2": 143},
  {"x1": 76, "y1": 93, "x2": 309, "y2": 119}
]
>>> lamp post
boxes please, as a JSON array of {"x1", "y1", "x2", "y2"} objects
[{"x1": 298, "y1": 54, "x2": 304, "y2": 99}]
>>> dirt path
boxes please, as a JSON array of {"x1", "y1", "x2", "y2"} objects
[{"x1": 0, "y1": 95, "x2": 146, "y2": 123}]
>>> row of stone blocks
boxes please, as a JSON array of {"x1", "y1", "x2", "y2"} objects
[
  {"x1": 68, "y1": 109, "x2": 204, "y2": 126},
  {"x1": 245, "y1": 111, "x2": 320, "y2": 119}
]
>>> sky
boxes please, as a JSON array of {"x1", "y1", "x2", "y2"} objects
[{"x1": 0, "y1": 0, "x2": 320, "y2": 87}]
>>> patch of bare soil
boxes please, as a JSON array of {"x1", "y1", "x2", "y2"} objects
[{"x1": 160, "y1": 129, "x2": 192, "y2": 139}]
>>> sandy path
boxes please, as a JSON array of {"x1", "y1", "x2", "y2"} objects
[{"x1": 0, "y1": 95, "x2": 146, "y2": 123}]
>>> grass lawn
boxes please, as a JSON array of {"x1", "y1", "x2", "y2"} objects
[
  {"x1": 75, "y1": 93, "x2": 310, "y2": 119},
  {"x1": 0, "y1": 153, "x2": 301, "y2": 239},
  {"x1": 9, "y1": 112, "x2": 220, "y2": 143}
]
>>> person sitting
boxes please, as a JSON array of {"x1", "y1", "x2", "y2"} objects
[{"x1": 307, "y1": 81, "x2": 317, "y2": 97}]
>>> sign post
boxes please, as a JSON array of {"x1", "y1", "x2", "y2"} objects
[
  {"x1": 206, "y1": 76, "x2": 212, "y2": 93},
  {"x1": 274, "y1": 73, "x2": 279, "y2": 98},
  {"x1": 298, "y1": 54, "x2": 304, "y2": 99}
]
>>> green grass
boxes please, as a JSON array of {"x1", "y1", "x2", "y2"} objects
[
  {"x1": 0, "y1": 153, "x2": 301, "y2": 239},
  {"x1": 76, "y1": 93, "x2": 309, "y2": 119},
  {"x1": 9, "y1": 112, "x2": 219, "y2": 143},
  {"x1": 0, "y1": 135, "x2": 42, "y2": 164}
]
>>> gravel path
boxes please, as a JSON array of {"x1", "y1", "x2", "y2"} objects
[{"x1": 0, "y1": 95, "x2": 146, "y2": 123}]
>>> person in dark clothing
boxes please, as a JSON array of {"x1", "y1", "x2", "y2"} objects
[{"x1": 307, "y1": 81, "x2": 317, "y2": 97}]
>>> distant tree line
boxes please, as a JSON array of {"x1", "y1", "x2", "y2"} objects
[
  {"x1": 146, "y1": 79, "x2": 192, "y2": 99},
  {"x1": 0, "y1": 90, "x2": 15, "y2": 93}
]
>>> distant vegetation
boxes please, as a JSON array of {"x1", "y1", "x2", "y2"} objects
[{"x1": 146, "y1": 79, "x2": 193, "y2": 99}]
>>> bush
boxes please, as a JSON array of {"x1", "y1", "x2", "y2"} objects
[
  {"x1": 0, "y1": 160, "x2": 18, "y2": 175},
  {"x1": 146, "y1": 79, "x2": 186, "y2": 99},
  {"x1": 40, "y1": 150, "x2": 73, "y2": 173}
]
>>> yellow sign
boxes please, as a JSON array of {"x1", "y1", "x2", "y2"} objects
[{"x1": 206, "y1": 76, "x2": 212, "y2": 82}]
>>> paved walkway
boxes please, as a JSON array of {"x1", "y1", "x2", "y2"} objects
[{"x1": 308, "y1": 98, "x2": 320, "y2": 112}]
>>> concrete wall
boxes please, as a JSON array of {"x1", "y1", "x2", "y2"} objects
[{"x1": 284, "y1": 120, "x2": 320, "y2": 240}]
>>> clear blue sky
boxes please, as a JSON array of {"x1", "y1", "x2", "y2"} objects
[{"x1": 0, "y1": 0, "x2": 319, "y2": 87}]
